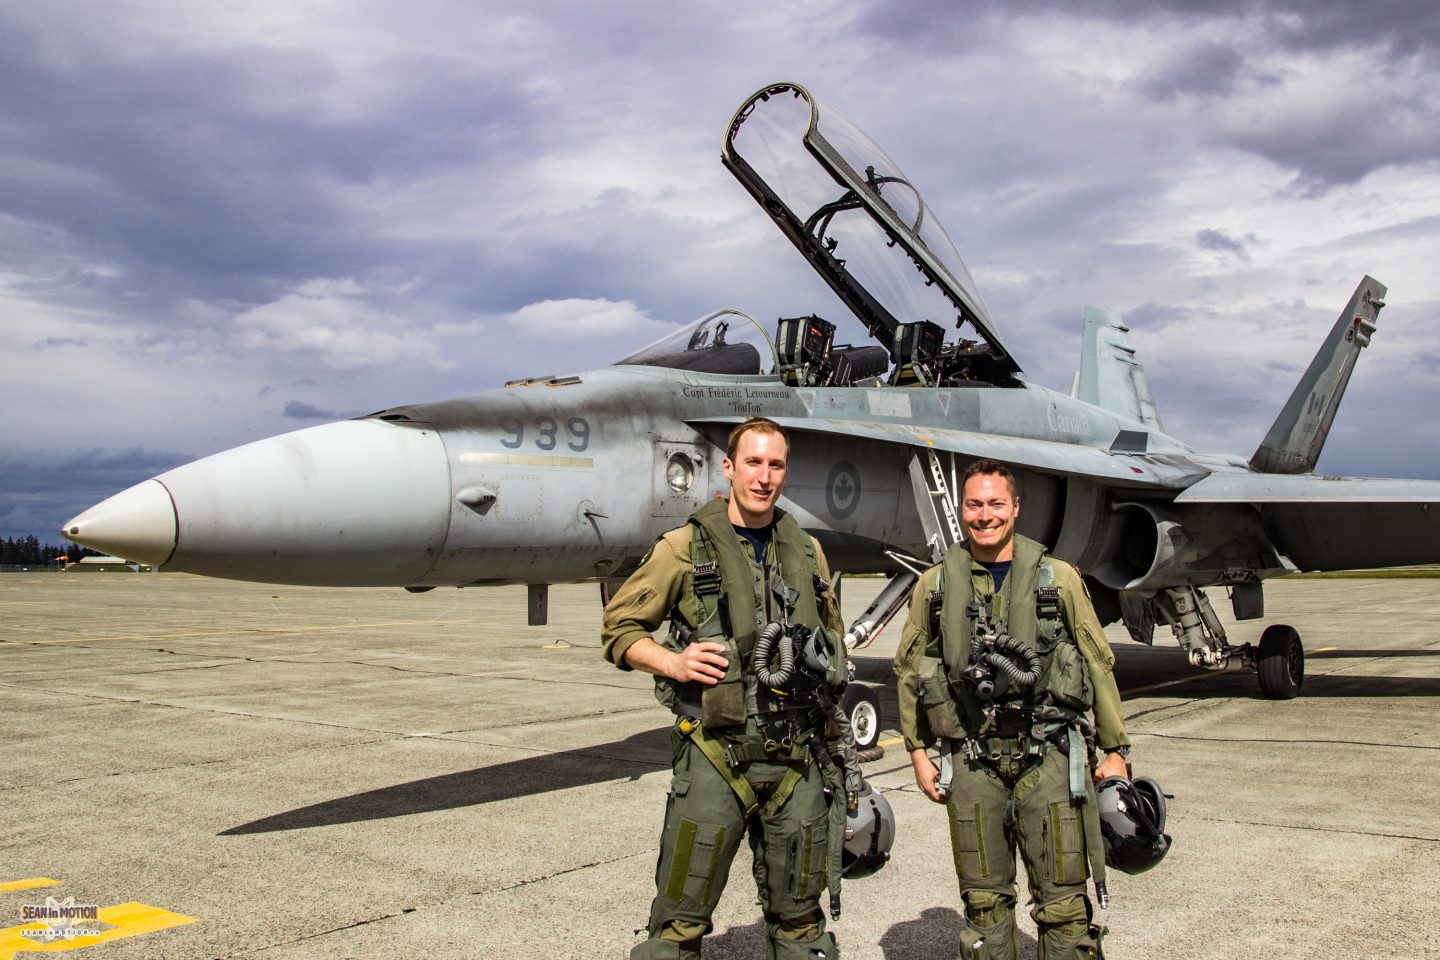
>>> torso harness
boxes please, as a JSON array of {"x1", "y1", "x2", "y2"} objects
[
  {"x1": 917, "y1": 539, "x2": 1095, "y2": 797},
  {"x1": 658, "y1": 500, "x2": 836, "y2": 735},
  {"x1": 657, "y1": 500, "x2": 858, "y2": 810}
]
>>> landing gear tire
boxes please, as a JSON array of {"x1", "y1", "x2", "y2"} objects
[
  {"x1": 843, "y1": 684, "x2": 881, "y2": 752},
  {"x1": 1257, "y1": 624, "x2": 1304, "y2": 700}
]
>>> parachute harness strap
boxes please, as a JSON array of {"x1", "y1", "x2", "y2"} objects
[{"x1": 677, "y1": 718, "x2": 806, "y2": 820}]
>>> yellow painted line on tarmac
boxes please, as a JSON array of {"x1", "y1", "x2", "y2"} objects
[
  {"x1": 878, "y1": 736, "x2": 904, "y2": 748},
  {"x1": 0, "y1": 902, "x2": 195, "y2": 958},
  {"x1": 23, "y1": 618, "x2": 483, "y2": 645},
  {"x1": 0, "y1": 881, "x2": 58, "y2": 894}
]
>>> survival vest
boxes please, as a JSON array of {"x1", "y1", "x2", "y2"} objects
[
  {"x1": 658, "y1": 498, "x2": 841, "y2": 731},
  {"x1": 916, "y1": 535, "x2": 1093, "y2": 742}
]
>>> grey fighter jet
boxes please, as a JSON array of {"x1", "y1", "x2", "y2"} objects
[{"x1": 63, "y1": 82, "x2": 1440, "y2": 737}]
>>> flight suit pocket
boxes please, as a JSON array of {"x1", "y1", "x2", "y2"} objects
[
  {"x1": 1046, "y1": 802, "x2": 1087, "y2": 886},
  {"x1": 948, "y1": 800, "x2": 990, "y2": 881},
  {"x1": 1037, "y1": 640, "x2": 1092, "y2": 711},
  {"x1": 919, "y1": 655, "x2": 965, "y2": 739},
  {"x1": 700, "y1": 681, "x2": 746, "y2": 728},
  {"x1": 663, "y1": 818, "x2": 730, "y2": 909},
  {"x1": 786, "y1": 812, "x2": 828, "y2": 901},
  {"x1": 700, "y1": 636, "x2": 746, "y2": 728}
]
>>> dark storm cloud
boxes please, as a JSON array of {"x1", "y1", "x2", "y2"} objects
[
  {"x1": 1138, "y1": 43, "x2": 1249, "y2": 101},
  {"x1": 0, "y1": 447, "x2": 188, "y2": 542},
  {"x1": 863, "y1": 0, "x2": 1440, "y2": 56},
  {"x1": 858, "y1": 0, "x2": 1440, "y2": 190},
  {"x1": 1195, "y1": 228, "x2": 1253, "y2": 260},
  {"x1": 0, "y1": 9, "x2": 541, "y2": 316},
  {"x1": 0, "y1": 1, "x2": 720, "y2": 342},
  {"x1": 282, "y1": 400, "x2": 340, "y2": 420},
  {"x1": 1258, "y1": 0, "x2": 1440, "y2": 56},
  {"x1": 1228, "y1": 110, "x2": 1440, "y2": 195}
]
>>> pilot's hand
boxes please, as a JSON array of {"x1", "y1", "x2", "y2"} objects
[
  {"x1": 1093, "y1": 750, "x2": 1129, "y2": 781},
  {"x1": 669, "y1": 641, "x2": 729, "y2": 685},
  {"x1": 910, "y1": 748, "x2": 946, "y2": 804}
]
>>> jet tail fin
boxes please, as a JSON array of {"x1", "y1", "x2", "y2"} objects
[
  {"x1": 1076, "y1": 307, "x2": 1165, "y2": 431},
  {"x1": 1250, "y1": 277, "x2": 1387, "y2": 474}
]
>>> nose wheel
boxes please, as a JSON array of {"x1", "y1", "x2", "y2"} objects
[
  {"x1": 1257, "y1": 624, "x2": 1304, "y2": 699},
  {"x1": 842, "y1": 684, "x2": 882, "y2": 753}
]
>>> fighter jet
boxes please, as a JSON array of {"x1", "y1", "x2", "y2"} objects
[{"x1": 63, "y1": 82, "x2": 1440, "y2": 743}]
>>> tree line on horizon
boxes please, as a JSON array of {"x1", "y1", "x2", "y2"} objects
[{"x1": 2, "y1": 536, "x2": 100, "y2": 566}]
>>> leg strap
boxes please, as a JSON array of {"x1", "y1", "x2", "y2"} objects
[
  {"x1": 1063, "y1": 724, "x2": 1109, "y2": 908},
  {"x1": 683, "y1": 720, "x2": 807, "y2": 819}
]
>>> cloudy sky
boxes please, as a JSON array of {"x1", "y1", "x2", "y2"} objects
[{"x1": 5, "y1": 0, "x2": 1440, "y2": 543}]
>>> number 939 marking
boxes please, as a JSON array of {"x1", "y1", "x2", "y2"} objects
[{"x1": 498, "y1": 416, "x2": 591, "y2": 452}]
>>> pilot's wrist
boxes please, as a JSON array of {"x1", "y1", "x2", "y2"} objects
[{"x1": 1104, "y1": 745, "x2": 1131, "y2": 758}]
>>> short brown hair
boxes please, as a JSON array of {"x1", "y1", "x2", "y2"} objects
[
  {"x1": 961, "y1": 458, "x2": 1017, "y2": 501},
  {"x1": 727, "y1": 417, "x2": 789, "y2": 461}
]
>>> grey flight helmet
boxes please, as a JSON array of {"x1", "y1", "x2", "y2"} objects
[
  {"x1": 842, "y1": 782, "x2": 895, "y2": 878},
  {"x1": 1095, "y1": 775, "x2": 1172, "y2": 874}
]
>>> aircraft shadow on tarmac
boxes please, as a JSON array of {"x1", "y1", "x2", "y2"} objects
[
  {"x1": 1142, "y1": 647, "x2": 1440, "y2": 699},
  {"x1": 220, "y1": 726, "x2": 674, "y2": 835},
  {"x1": 850, "y1": 648, "x2": 1440, "y2": 701}
]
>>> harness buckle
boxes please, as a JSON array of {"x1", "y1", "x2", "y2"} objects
[{"x1": 693, "y1": 561, "x2": 722, "y2": 596}]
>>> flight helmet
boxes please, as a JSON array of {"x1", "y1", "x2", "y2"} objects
[
  {"x1": 1095, "y1": 775, "x2": 1171, "y2": 875},
  {"x1": 842, "y1": 782, "x2": 895, "y2": 878}
]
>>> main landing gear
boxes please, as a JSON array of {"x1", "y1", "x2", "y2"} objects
[
  {"x1": 1155, "y1": 586, "x2": 1304, "y2": 699},
  {"x1": 1256, "y1": 623, "x2": 1304, "y2": 699}
]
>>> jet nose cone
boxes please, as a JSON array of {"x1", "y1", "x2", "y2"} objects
[{"x1": 62, "y1": 479, "x2": 178, "y2": 566}]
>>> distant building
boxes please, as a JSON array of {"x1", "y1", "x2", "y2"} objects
[{"x1": 67, "y1": 556, "x2": 154, "y2": 573}]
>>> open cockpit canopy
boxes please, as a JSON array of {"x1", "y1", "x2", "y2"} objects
[{"x1": 722, "y1": 81, "x2": 1020, "y2": 385}]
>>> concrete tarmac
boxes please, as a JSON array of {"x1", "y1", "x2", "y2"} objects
[{"x1": 2, "y1": 572, "x2": 1438, "y2": 959}]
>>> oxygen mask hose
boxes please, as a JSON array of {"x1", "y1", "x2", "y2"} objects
[
  {"x1": 984, "y1": 635, "x2": 1042, "y2": 688},
  {"x1": 753, "y1": 621, "x2": 796, "y2": 687}
]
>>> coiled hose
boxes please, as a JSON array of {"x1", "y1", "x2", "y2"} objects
[
  {"x1": 753, "y1": 621, "x2": 795, "y2": 687},
  {"x1": 984, "y1": 635, "x2": 1042, "y2": 688}
]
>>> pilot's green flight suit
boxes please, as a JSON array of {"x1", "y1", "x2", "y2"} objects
[
  {"x1": 603, "y1": 499, "x2": 847, "y2": 960},
  {"x1": 894, "y1": 535, "x2": 1130, "y2": 960}
]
